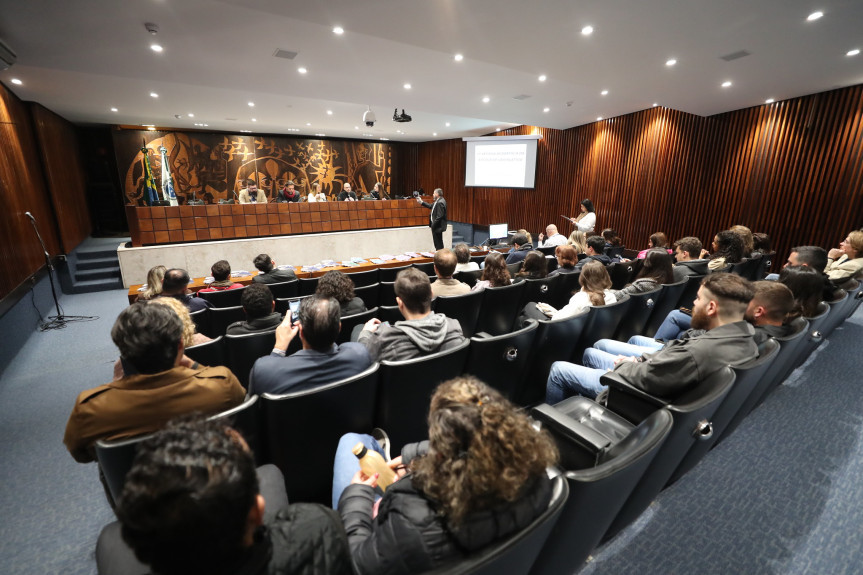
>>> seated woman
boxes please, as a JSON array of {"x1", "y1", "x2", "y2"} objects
[
  {"x1": 613, "y1": 248, "x2": 674, "y2": 299},
  {"x1": 566, "y1": 230, "x2": 588, "y2": 254},
  {"x1": 511, "y1": 251, "x2": 548, "y2": 283},
  {"x1": 453, "y1": 243, "x2": 480, "y2": 273},
  {"x1": 520, "y1": 260, "x2": 616, "y2": 323},
  {"x1": 636, "y1": 232, "x2": 672, "y2": 259},
  {"x1": 135, "y1": 265, "x2": 166, "y2": 302},
  {"x1": 602, "y1": 228, "x2": 623, "y2": 248},
  {"x1": 730, "y1": 225, "x2": 755, "y2": 258},
  {"x1": 471, "y1": 251, "x2": 511, "y2": 292},
  {"x1": 549, "y1": 244, "x2": 579, "y2": 276},
  {"x1": 700, "y1": 230, "x2": 744, "y2": 271},
  {"x1": 316, "y1": 270, "x2": 367, "y2": 316},
  {"x1": 825, "y1": 230, "x2": 863, "y2": 284},
  {"x1": 779, "y1": 264, "x2": 826, "y2": 318},
  {"x1": 333, "y1": 376, "x2": 558, "y2": 575},
  {"x1": 752, "y1": 232, "x2": 771, "y2": 257}
]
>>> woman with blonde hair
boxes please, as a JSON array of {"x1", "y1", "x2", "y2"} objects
[
  {"x1": 567, "y1": 230, "x2": 588, "y2": 254},
  {"x1": 523, "y1": 260, "x2": 616, "y2": 322},
  {"x1": 136, "y1": 265, "x2": 166, "y2": 301},
  {"x1": 334, "y1": 376, "x2": 558, "y2": 575},
  {"x1": 825, "y1": 230, "x2": 863, "y2": 283}
]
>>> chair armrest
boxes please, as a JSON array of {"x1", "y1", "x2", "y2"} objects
[{"x1": 601, "y1": 370, "x2": 669, "y2": 425}]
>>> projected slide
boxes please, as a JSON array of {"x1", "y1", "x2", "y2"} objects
[{"x1": 464, "y1": 135, "x2": 540, "y2": 188}]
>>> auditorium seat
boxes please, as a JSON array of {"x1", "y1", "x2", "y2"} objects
[
  {"x1": 604, "y1": 245, "x2": 626, "y2": 259},
  {"x1": 475, "y1": 281, "x2": 526, "y2": 336},
  {"x1": 820, "y1": 288, "x2": 850, "y2": 338},
  {"x1": 376, "y1": 305, "x2": 404, "y2": 324},
  {"x1": 432, "y1": 290, "x2": 484, "y2": 338},
  {"x1": 184, "y1": 335, "x2": 227, "y2": 368},
  {"x1": 548, "y1": 271, "x2": 581, "y2": 309},
  {"x1": 298, "y1": 276, "x2": 319, "y2": 296},
  {"x1": 453, "y1": 269, "x2": 483, "y2": 288},
  {"x1": 343, "y1": 268, "x2": 379, "y2": 287},
  {"x1": 379, "y1": 281, "x2": 397, "y2": 306},
  {"x1": 613, "y1": 286, "x2": 662, "y2": 341},
  {"x1": 189, "y1": 307, "x2": 211, "y2": 338},
  {"x1": 517, "y1": 275, "x2": 561, "y2": 308},
  {"x1": 378, "y1": 265, "x2": 411, "y2": 282},
  {"x1": 642, "y1": 277, "x2": 688, "y2": 337},
  {"x1": 536, "y1": 246, "x2": 557, "y2": 256},
  {"x1": 225, "y1": 330, "x2": 277, "y2": 389},
  {"x1": 197, "y1": 286, "x2": 246, "y2": 308},
  {"x1": 412, "y1": 262, "x2": 437, "y2": 277},
  {"x1": 267, "y1": 279, "x2": 299, "y2": 299},
  {"x1": 519, "y1": 310, "x2": 590, "y2": 406},
  {"x1": 353, "y1": 282, "x2": 380, "y2": 308},
  {"x1": 337, "y1": 307, "x2": 378, "y2": 344},
  {"x1": 464, "y1": 319, "x2": 539, "y2": 401},
  {"x1": 208, "y1": 305, "x2": 246, "y2": 337},
  {"x1": 506, "y1": 261, "x2": 523, "y2": 277},
  {"x1": 607, "y1": 261, "x2": 634, "y2": 290},
  {"x1": 754, "y1": 251, "x2": 776, "y2": 279},
  {"x1": 275, "y1": 295, "x2": 311, "y2": 316},
  {"x1": 572, "y1": 294, "x2": 631, "y2": 360}
]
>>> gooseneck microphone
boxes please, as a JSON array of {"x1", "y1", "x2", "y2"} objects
[{"x1": 25, "y1": 211, "x2": 36, "y2": 222}]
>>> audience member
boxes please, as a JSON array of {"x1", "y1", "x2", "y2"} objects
[
  {"x1": 136, "y1": 265, "x2": 166, "y2": 301},
  {"x1": 548, "y1": 244, "x2": 579, "y2": 276},
  {"x1": 825, "y1": 230, "x2": 863, "y2": 283},
  {"x1": 567, "y1": 230, "x2": 588, "y2": 254},
  {"x1": 752, "y1": 233, "x2": 772, "y2": 256},
  {"x1": 198, "y1": 260, "x2": 243, "y2": 292},
  {"x1": 471, "y1": 252, "x2": 511, "y2": 292},
  {"x1": 613, "y1": 248, "x2": 674, "y2": 298},
  {"x1": 520, "y1": 260, "x2": 615, "y2": 323},
  {"x1": 512, "y1": 251, "x2": 548, "y2": 283},
  {"x1": 430, "y1": 249, "x2": 470, "y2": 297},
  {"x1": 574, "y1": 236, "x2": 612, "y2": 270},
  {"x1": 505, "y1": 233, "x2": 534, "y2": 265},
  {"x1": 316, "y1": 270, "x2": 367, "y2": 316},
  {"x1": 779, "y1": 265, "x2": 826, "y2": 318},
  {"x1": 104, "y1": 416, "x2": 351, "y2": 575},
  {"x1": 518, "y1": 228, "x2": 533, "y2": 246},
  {"x1": 637, "y1": 232, "x2": 672, "y2": 259},
  {"x1": 252, "y1": 253, "x2": 298, "y2": 284},
  {"x1": 546, "y1": 273, "x2": 757, "y2": 402},
  {"x1": 602, "y1": 228, "x2": 623, "y2": 248},
  {"x1": 64, "y1": 302, "x2": 244, "y2": 463},
  {"x1": 158, "y1": 268, "x2": 210, "y2": 312},
  {"x1": 149, "y1": 297, "x2": 211, "y2": 347},
  {"x1": 701, "y1": 230, "x2": 744, "y2": 271},
  {"x1": 453, "y1": 243, "x2": 479, "y2": 273},
  {"x1": 226, "y1": 283, "x2": 283, "y2": 335},
  {"x1": 730, "y1": 225, "x2": 755, "y2": 258},
  {"x1": 672, "y1": 236, "x2": 708, "y2": 278},
  {"x1": 249, "y1": 296, "x2": 372, "y2": 395},
  {"x1": 334, "y1": 377, "x2": 557, "y2": 574},
  {"x1": 784, "y1": 245, "x2": 828, "y2": 272},
  {"x1": 538, "y1": 224, "x2": 567, "y2": 247},
  {"x1": 357, "y1": 268, "x2": 465, "y2": 361}
]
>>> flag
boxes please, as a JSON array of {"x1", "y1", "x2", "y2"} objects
[
  {"x1": 159, "y1": 145, "x2": 178, "y2": 206},
  {"x1": 141, "y1": 146, "x2": 160, "y2": 206}
]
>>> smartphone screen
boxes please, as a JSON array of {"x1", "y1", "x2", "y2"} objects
[{"x1": 288, "y1": 300, "x2": 300, "y2": 324}]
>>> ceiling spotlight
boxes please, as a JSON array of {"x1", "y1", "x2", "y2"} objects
[
  {"x1": 721, "y1": 81, "x2": 732, "y2": 88},
  {"x1": 11, "y1": 78, "x2": 22, "y2": 85},
  {"x1": 538, "y1": 74, "x2": 547, "y2": 82},
  {"x1": 240, "y1": 130, "x2": 252, "y2": 133},
  {"x1": 110, "y1": 107, "x2": 118, "y2": 112},
  {"x1": 543, "y1": 107, "x2": 550, "y2": 113},
  {"x1": 765, "y1": 98, "x2": 775, "y2": 104},
  {"x1": 454, "y1": 53, "x2": 464, "y2": 62},
  {"x1": 306, "y1": 122, "x2": 311, "y2": 126},
  {"x1": 251, "y1": 118, "x2": 257, "y2": 122},
  {"x1": 433, "y1": 132, "x2": 437, "y2": 136},
  {"x1": 150, "y1": 44, "x2": 163, "y2": 53},
  {"x1": 482, "y1": 96, "x2": 490, "y2": 103},
  {"x1": 188, "y1": 113, "x2": 194, "y2": 117},
  {"x1": 380, "y1": 137, "x2": 389, "y2": 141},
  {"x1": 495, "y1": 128, "x2": 500, "y2": 132},
  {"x1": 581, "y1": 25, "x2": 594, "y2": 36},
  {"x1": 445, "y1": 122, "x2": 450, "y2": 127},
  {"x1": 847, "y1": 49, "x2": 861, "y2": 57},
  {"x1": 326, "y1": 110, "x2": 333, "y2": 115},
  {"x1": 597, "y1": 117, "x2": 603, "y2": 121},
  {"x1": 333, "y1": 26, "x2": 344, "y2": 35},
  {"x1": 145, "y1": 23, "x2": 159, "y2": 35},
  {"x1": 666, "y1": 59, "x2": 677, "y2": 67},
  {"x1": 354, "y1": 126, "x2": 359, "y2": 130},
  {"x1": 653, "y1": 103, "x2": 659, "y2": 107},
  {"x1": 147, "y1": 126, "x2": 156, "y2": 131},
  {"x1": 601, "y1": 90, "x2": 608, "y2": 96},
  {"x1": 807, "y1": 11, "x2": 823, "y2": 21},
  {"x1": 150, "y1": 92, "x2": 159, "y2": 98},
  {"x1": 404, "y1": 83, "x2": 411, "y2": 90},
  {"x1": 298, "y1": 67, "x2": 307, "y2": 74},
  {"x1": 248, "y1": 102, "x2": 255, "y2": 107}
]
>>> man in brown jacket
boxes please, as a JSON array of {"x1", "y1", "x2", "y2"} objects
[{"x1": 63, "y1": 302, "x2": 244, "y2": 463}]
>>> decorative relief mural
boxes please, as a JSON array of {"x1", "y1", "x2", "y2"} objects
[{"x1": 115, "y1": 130, "x2": 396, "y2": 205}]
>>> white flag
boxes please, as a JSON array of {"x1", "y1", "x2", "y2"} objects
[{"x1": 159, "y1": 146, "x2": 178, "y2": 206}]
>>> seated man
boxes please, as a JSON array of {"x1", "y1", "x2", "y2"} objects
[
  {"x1": 338, "y1": 183, "x2": 358, "y2": 201},
  {"x1": 672, "y1": 236, "x2": 708, "y2": 279},
  {"x1": 537, "y1": 224, "x2": 567, "y2": 248},
  {"x1": 761, "y1": 245, "x2": 837, "y2": 300},
  {"x1": 156, "y1": 268, "x2": 209, "y2": 312},
  {"x1": 226, "y1": 283, "x2": 283, "y2": 335},
  {"x1": 249, "y1": 296, "x2": 372, "y2": 396},
  {"x1": 276, "y1": 181, "x2": 301, "y2": 203},
  {"x1": 431, "y1": 249, "x2": 470, "y2": 298},
  {"x1": 504, "y1": 233, "x2": 534, "y2": 265},
  {"x1": 198, "y1": 260, "x2": 244, "y2": 292},
  {"x1": 252, "y1": 253, "x2": 297, "y2": 284},
  {"x1": 64, "y1": 303, "x2": 244, "y2": 463},
  {"x1": 357, "y1": 268, "x2": 466, "y2": 362},
  {"x1": 238, "y1": 180, "x2": 267, "y2": 204},
  {"x1": 100, "y1": 416, "x2": 351, "y2": 575},
  {"x1": 453, "y1": 243, "x2": 479, "y2": 273},
  {"x1": 573, "y1": 236, "x2": 612, "y2": 270},
  {"x1": 546, "y1": 273, "x2": 758, "y2": 403}
]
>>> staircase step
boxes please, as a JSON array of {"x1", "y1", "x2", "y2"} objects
[
  {"x1": 68, "y1": 278, "x2": 124, "y2": 294},
  {"x1": 75, "y1": 268, "x2": 121, "y2": 282},
  {"x1": 76, "y1": 257, "x2": 121, "y2": 270}
]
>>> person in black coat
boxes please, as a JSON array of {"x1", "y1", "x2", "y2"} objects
[
  {"x1": 315, "y1": 270, "x2": 367, "y2": 317},
  {"x1": 417, "y1": 187, "x2": 447, "y2": 250},
  {"x1": 338, "y1": 183, "x2": 358, "y2": 201},
  {"x1": 276, "y1": 182, "x2": 301, "y2": 203}
]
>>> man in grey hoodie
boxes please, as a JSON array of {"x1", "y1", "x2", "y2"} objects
[{"x1": 358, "y1": 267, "x2": 465, "y2": 361}]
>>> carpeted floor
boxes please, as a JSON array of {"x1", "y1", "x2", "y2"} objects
[{"x1": 0, "y1": 285, "x2": 860, "y2": 574}]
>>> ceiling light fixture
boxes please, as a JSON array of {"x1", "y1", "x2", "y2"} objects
[
  {"x1": 765, "y1": 98, "x2": 775, "y2": 104},
  {"x1": 404, "y1": 83, "x2": 411, "y2": 90},
  {"x1": 150, "y1": 44, "x2": 163, "y2": 53},
  {"x1": 538, "y1": 74, "x2": 547, "y2": 82},
  {"x1": 581, "y1": 25, "x2": 594, "y2": 36},
  {"x1": 847, "y1": 49, "x2": 860, "y2": 57},
  {"x1": 354, "y1": 126, "x2": 359, "y2": 130},
  {"x1": 653, "y1": 103, "x2": 659, "y2": 107},
  {"x1": 601, "y1": 90, "x2": 608, "y2": 96},
  {"x1": 110, "y1": 107, "x2": 118, "y2": 112},
  {"x1": 433, "y1": 132, "x2": 437, "y2": 136},
  {"x1": 445, "y1": 122, "x2": 450, "y2": 127},
  {"x1": 248, "y1": 102, "x2": 254, "y2": 107},
  {"x1": 482, "y1": 96, "x2": 490, "y2": 103},
  {"x1": 543, "y1": 107, "x2": 550, "y2": 112},
  {"x1": 298, "y1": 67, "x2": 307, "y2": 74},
  {"x1": 333, "y1": 26, "x2": 344, "y2": 35},
  {"x1": 251, "y1": 118, "x2": 257, "y2": 122},
  {"x1": 150, "y1": 92, "x2": 159, "y2": 98},
  {"x1": 188, "y1": 113, "x2": 194, "y2": 117},
  {"x1": 721, "y1": 81, "x2": 732, "y2": 88},
  {"x1": 454, "y1": 53, "x2": 464, "y2": 62},
  {"x1": 326, "y1": 110, "x2": 333, "y2": 115},
  {"x1": 666, "y1": 59, "x2": 677, "y2": 67},
  {"x1": 11, "y1": 78, "x2": 22, "y2": 85},
  {"x1": 306, "y1": 122, "x2": 311, "y2": 126},
  {"x1": 807, "y1": 11, "x2": 823, "y2": 21},
  {"x1": 597, "y1": 117, "x2": 603, "y2": 121}
]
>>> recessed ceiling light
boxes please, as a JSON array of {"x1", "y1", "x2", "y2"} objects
[
  {"x1": 538, "y1": 75, "x2": 547, "y2": 82},
  {"x1": 306, "y1": 122, "x2": 311, "y2": 126},
  {"x1": 150, "y1": 92, "x2": 159, "y2": 98},
  {"x1": 150, "y1": 44, "x2": 163, "y2": 53},
  {"x1": 248, "y1": 102, "x2": 255, "y2": 107},
  {"x1": 147, "y1": 126, "x2": 156, "y2": 131},
  {"x1": 333, "y1": 26, "x2": 344, "y2": 35},
  {"x1": 10, "y1": 78, "x2": 22, "y2": 85},
  {"x1": 666, "y1": 59, "x2": 677, "y2": 67},
  {"x1": 482, "y1": 96, "x2": 490, "y2": 103},
  {"x1": 380, "y1": 137, "x2": 389, "y2": 141},
  {"x1": 354, "y1": 126, "x2": 359, "y2": 130},
  {"x1": 188, "y1": 113, "x2": 194, "y2": 117},
  {"x1": 251, "y1": 118, "x2": 257, "y2": 122},
  {"x1": 765, "y1": 98, "x2": 775, "y2": 104},
  {"x1": 404, "y1": 83, "x2": 411, "y2": 90},
  {"x1": 807, "y1": 11, "x2": 823, "y2": 21},
  {"x1": 597, "y1": 117, "x2": 603, "y2": 121},
  {"x1": 445, "y1": 122, "x2": 451, "y2": 127},
  {"x1": 653, "y1": 103, "x2": 659, "y2": 107},
  {"x1": 240, "y1": 130, "x2": 252, "y2": 133},
  {"x1": 581, "y1": 25, "x2": 594, "y2": 36},
  {"x1": 847, "y1": 49, "x2": 861, "y2": 57},
  {"x1": 454, "y1": 53, "x2": 464, "y2": 62},
  {"x1": 298, "y1": 67, "x2": 307, "y2": 74},
  {"x1": 601, "y1": 90, "x2": 608, "y2": 96},
  {"x1": 433, "y1": 132, "x2": 437, "y2": 136},
  {"x1": 543, "y1": 107, "x2": 550, "y2": 113},
  {"x1": 110, "y1": 107, "x2": 118, "y2": 112},
  {"x1": 721, "y1": 81, "x2": 732, "y2": 88},
  {"x1": 315, "y1": 133, "x2": 325, "y2": 137},
  {"x1": 326, "y1": 110, "x2": 333, "y2": 115}
]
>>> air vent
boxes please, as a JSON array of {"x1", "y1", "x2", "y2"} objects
[
  {"x1": 512, "y1": 94, "x2": 532, "y2": 101},
  {"x1": 720, "y1": 50, "x2": 751, "y2": 62},
  {"x1": 273, "y1": 49, "x2": 298, "y2": 60}
]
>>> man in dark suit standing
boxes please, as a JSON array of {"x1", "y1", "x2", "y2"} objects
[{"x1": 417, "y1": 187, "x2": 447, "y2": 250}]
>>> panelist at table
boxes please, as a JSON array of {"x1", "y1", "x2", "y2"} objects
[
  {"x1": 338, "y1": 183, "x2": 358, "y2": 201},
  {"x1": 238, "y1": 180, "x2": 267, "y2": 204},
  {"x1": 371, "y1": 182, "x2": 389, "y2": 200},
  {"x1": 307, "y1": 182, "x2": 327, "y2": 202},
  {"x1": 276, "y1": 182, "x2": 300, "y2": 203}
]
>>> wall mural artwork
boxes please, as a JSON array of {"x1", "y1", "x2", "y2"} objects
[{"x1": 115, "y1": 130, "x2": 397, "y2": 205}]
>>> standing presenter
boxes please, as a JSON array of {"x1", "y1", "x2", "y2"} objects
[
  {"x1": 417, "y1": 188, "x2": 447, "y2": 250},
  {"x1": 569, "y1": 199, "x2": 596, "y2": 234}
]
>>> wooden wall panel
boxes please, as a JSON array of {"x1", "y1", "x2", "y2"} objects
[
  {"x1": 416, "y1": 84, "x2": 863, "y2": 271},
  {"x1": 0, "y1": 82, "x2": 61, "y2": 302},
  {"x1": 30, "y1": 103, "x2": 92, "y2": 253}
]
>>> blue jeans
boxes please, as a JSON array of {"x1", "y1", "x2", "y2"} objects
[
  {"x1": 592, "y1": 337, "x2": 662, "y2": 361},
  {"x1": 546, "y1": 361, "x2": 606, "y2": 403},
  {"x1": 654, "y1": 310, "x2": 692, "y2": 341},
  {"x1": 332, "y1": 433, "x2": 386, "y2": 509}
]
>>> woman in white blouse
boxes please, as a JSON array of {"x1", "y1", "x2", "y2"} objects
[
  {"x1": 307, "y1": 182, "x2": 327, "y2": 202},
  {"x1": 569, "y1": 199, "x2": 596, "y2": 234}
]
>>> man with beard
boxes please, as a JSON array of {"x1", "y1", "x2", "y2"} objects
[{"x1": 545, "y1": 273, "x2": 758, "y2": 403}]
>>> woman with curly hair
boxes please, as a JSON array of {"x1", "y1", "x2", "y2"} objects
[
  {"x1": 471, "y1": 251, "x2": 511, "y2": 292},
  {"x1": 316, "y1": 270, "x2": 367, "y2": 316},
  {"x1": 136, "y1": 265, "x2": 166, "y2": 302},
  {"x1": 512, "y1": 250, "x2": 548, "y2": 283},
  {"x1": 334, "y1": 376, "x2": 558, "y2": 575},
  {"x1": 701, "y1": 230, "x2": 744, "y2": 271}
]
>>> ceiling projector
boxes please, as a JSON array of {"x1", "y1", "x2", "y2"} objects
[{"x1": 393, "y1": 108, "x2": 412, "y2": 123}]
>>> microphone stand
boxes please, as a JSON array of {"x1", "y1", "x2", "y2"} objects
[{"x1": 25, "y1": 212, "x2": 96, "y2": 331}]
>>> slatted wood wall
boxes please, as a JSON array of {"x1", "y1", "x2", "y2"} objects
[{"x1": 416, "y1": 84, "x2": 863, "y2": 269}]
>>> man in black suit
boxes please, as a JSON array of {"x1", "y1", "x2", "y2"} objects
[
  {"x1": 338, "y1": 183, "x2": 358, "y2": 201},
  {"x1": 417, "y1": 187, "x2": 447, "y2": 250}
]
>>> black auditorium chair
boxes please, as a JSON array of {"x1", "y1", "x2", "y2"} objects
[
  {"x1": 197, "y1": 286, "x2": 246, "y2": 308},
  {"x1": 545, "y1": 256, "x2": 558, "y2": 273},
  {"x1": 337, "y1": 308, "x2": 378, "y2": 344},
  {"x1": 604, "y1": 245, "x2": 626, "y2": 259},
  {"x1": 375, "y1": 340, "x2": 471, "y2": 452},
  {"x1": 674, "y1": 273, "x2": 705, "y2": 311},
  {"x1": 453, "y1": 269, "x2": 483, "y2": 288},
  {"x1": 754, "y1": 251, "x2": 776, "y2": 279},
  {"x1": 614, "y1": 286, "x2": 662, "y2": 341},
  {"x1": 424, "y1": 474, "x2": 569, "y2": 575},
  {"x1": 475, "y1": 282, "x2": 526, "y2": 336},
  {"x1": 433, "y1": 290, "x2": 484, "y2": 338},
  {"x1": 548, "y1": 271, "x2": 581, "y2": 309},
  {"x1": 572, "y1": 294, "x2": 631, "y2": 360},
  {"x1": 642, "y1": 277, "x2": 688, "y2": 337},
  {"x1": 259, "y1": 364, "x2": 379, "y2": 504},
  {"x1": 519, "y1": 310, "x2": 590, "y2": 406},
  {"x1": 184, "y1": 335, "x2": 227, "y2": 368},
  {"x1": 464, "y1": 320, "x2": 539, "y2": 401},
  {"x1": 353, "y1": 282, "x2": 380, "y2": 309},
  {"x1": 838, "y1": 279, "x2": 862, "y2": 320},
  {"x1": 189, "y1": 307, "x2": 211, "y2": 338},
  {"x1": 729, "y1": 256, "x2": 762, "y2": 281},
  {"x1": 298, "y1": 276, "x2": 319, "y2": 296},
  {"x1": 517, "y1": 275, "x2": 561, "y2": 308},
  {"x1": 536, "y1": 245, "x2": 557, "y2": 256},
  {"x1": 668, "y1": 339, "x2": 780, "y2": 484},
  {"x1": 506, "y1": 261, "x2": 523, "y2": 277},
  {"x1": 275, "y1": 295, "x2": 311, "y2": 316},
  {"x1": 267, "y1": 279, "x2": 299, "y2": 299},
  {"x1": 376, "y1": 305, "x2": 404, "y2": 325},
  {"x1": 607, "y1": 261, "x2": 634, "y2": 290},
  {"x1": 528, "y1": 407, "x2": 673, "y2": 575},
  {"x1": 819, "y1": 288, "x2": 850, "y2": 339},
  {"x1": 344, "y1": 268, "x2": 379, "y2": 287},
  {"x1": 412, "y1": 262, "x2": 437, "y2": 277},
  {"x1": 379, "y1": 281, "x2": 397, "y2": 306},
  {"x1": 378, "y1": 265, "x2": 411, "y2": 282},
  {"x1": 208, "y1": 305, "x2": 246, "y2": 337},
  {"x1": 469, "y1": 254, "x2": 486, "y2": 266},
  {"x1": 225, "y1": 330, "x2": 277, "y2": 389}
]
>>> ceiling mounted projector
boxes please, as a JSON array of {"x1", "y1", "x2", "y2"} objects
[{"x1": 393, "y1": 108, "x2": 412, "y2": 123}]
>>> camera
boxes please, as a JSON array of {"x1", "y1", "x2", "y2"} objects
[{"x1": 363, "y1": 107, "x2": 376, "y2": 127}]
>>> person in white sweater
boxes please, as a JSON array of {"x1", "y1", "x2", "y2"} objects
[
  {"x1": 516, "y1": 260, "x2": 616, "y2": 326},
  {"x1": 569, "y1": 199, "x2": 596, "y2": 234}
]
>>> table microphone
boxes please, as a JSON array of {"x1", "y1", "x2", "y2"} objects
[{"x1": 25, "y1": 211, "x2": 36, "y2": 223}]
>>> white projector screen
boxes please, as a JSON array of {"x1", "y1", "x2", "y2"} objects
[{"x1": 464, "y1": 135, "x2": 540, "y2": 188}]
